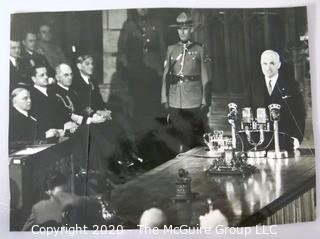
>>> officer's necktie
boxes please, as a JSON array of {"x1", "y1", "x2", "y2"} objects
[
  {"x1": 268, "y1": 79, "x2": 273, "y2": 95},
  {"x1": 177, "y1": 44, "x2": 188, "y2": 76}
]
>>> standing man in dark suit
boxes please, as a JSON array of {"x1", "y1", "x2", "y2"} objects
[
  {"x1": 20, "y1": 30, "x2": 55, "y2": 86},
  {"x1": 9, "y1": 38, "x2": 23, "y2": 91},
  {"x1": 245, "y1": 50, "x2": 306, "y2": 150},
  {"x1": 161, "y1": 12, "x2": 209, "y2": 150}
]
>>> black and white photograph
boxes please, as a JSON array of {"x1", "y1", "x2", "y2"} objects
[{"x1": 5, "y1": 2, "x2": 317, "y2": 236}]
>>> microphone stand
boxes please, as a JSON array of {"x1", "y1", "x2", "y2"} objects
[
  {"x1": 267, "y1": 104, "x2": 288, "y2": 159},
  {"x1": 227, "y1": 103, "x2": 237, "y2": 150}
]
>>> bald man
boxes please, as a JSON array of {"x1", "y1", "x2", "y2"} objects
[
  {"x1": 49, "y1": 63, "x2": 107, "y2": 127},
  {"x1": 50, "y1": 63, "x2": 139, "y2": 176},
  {"x1": 139, "y1": 208, "x2": 167, "y2": 228},
  {"x1": 245, "y1": 50, "x2": 306, "y2": 150}
]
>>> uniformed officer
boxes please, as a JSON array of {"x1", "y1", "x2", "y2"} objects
[
  {"x1": 118, "y1": 9, "x2": 166, "y2": 137},
  {"x1": 161, "y1": 11, "x2": 209, "y2": 149}
]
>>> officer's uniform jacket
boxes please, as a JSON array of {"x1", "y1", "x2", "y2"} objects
[
  {"x1": 161, "y1": 41, "x2": 209, "y2": 109},
  {"x1": 118, "y1": 16, "x2": 165, "y2": 76}
]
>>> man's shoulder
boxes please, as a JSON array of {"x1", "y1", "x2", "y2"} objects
[
  {"x1": 277, "y1": 73, "x2": 302, "y2": 94},
  {"x1": 30, "y1": 87, "x2": 43, "y2": 96},
  {"x1": 10, "y1": 107, "x2": 24, "y2": 119},
  {"x1": 32, "y1": 199, "x2": 53, "y2": 211}
]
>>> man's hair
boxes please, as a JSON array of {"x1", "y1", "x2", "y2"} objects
[
  {"x1": 43, "y1": 171, "x2": 67, "y2": 191},
  {"x1": 260, "y1": 50, "x2": 281, "y2": 63},
  {"x1": 22, "y1": 30, "x2": 37, "y2": 41},
  {"x1": 39, "y1": 23, "x2": 51, "y2": 30},
  {"x1": 11, "y1": 88, "x2": 29, "y2": 102},
  {"x1": 30, "y1": 64, "x2": 47, "y2": 77},
  {"x1": 77, "y1": 54, "x2": 93, "y2": 64}
]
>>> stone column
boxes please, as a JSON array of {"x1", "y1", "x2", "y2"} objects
[{"x1": 100, "y1": 9, "x2": 127, "y2": 103}]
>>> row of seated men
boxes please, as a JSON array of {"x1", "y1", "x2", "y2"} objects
[{"x1": 9, "y1": 55, "x2": 141, "y2": 180}]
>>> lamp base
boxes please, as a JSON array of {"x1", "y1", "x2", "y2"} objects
[
  {"x1": 247, "y1": 150, "x2": 266, "y2": 158},
  {"x1": 267, "y1": 150, "x2": 288, "y2": 159}
]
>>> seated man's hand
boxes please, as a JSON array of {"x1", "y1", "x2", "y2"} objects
[
  {"x1": 64, "y1": 121, "x2": 78, "y2": 133},
  {"x1": 84, "y1": 106, "x2": 95, "y2": 116},
  {"x1": 45, "y1": 129, "x2": 61, "y2": 138},
  {"x1": 91, "y1": 113, "x2": 107, "y2": 124},
  {"x1": 96, "y1": 109, "x2": 112, "y2": 120},
  {"x1": 162, "y1": 102, "x2": 169, "y2": 111}
]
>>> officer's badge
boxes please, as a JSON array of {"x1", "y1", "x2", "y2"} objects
[
  {"x1": 188, "y1": 51, "x2": 198, "y2": 61},
  {"x1": 188, "y1": 51, "x2": 197, "y2": 55}
]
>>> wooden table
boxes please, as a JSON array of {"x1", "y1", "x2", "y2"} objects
[{"x1": 111, "y1": 147, "x2": 316, "y2": 227}]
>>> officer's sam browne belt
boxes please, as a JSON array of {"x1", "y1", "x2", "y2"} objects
[{"x1": 169, "y1": 75, "x2": 200, "y2": 84}]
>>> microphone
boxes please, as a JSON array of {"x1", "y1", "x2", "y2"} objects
[
  {"x1": 269, "y1": 104, "x2": 281, "y2": 121},
  {"x1": 256, "y1": 108, "x2": 267, "y2": 124},
  {"x1": 242, "y1": 107, "x2": 253, "y2": 125},
  {"x1": 227, "y1": 103, "x2": 237, "y2": 149},
  {"x1": 227, "y1": 103, "x2": 237, "y2": 121}
]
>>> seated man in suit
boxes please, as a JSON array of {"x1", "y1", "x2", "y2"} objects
[
  {"x1": 71, "y1": 54, "x2": 110, "y2": 118},
  {"x1": 72, "y1": 55, "x2": 142, "y2": 170},
  {"x1": 52, "y1": 63, "x2": 141, "y2": 178},
  {"x1": 19, "y1": 30, "x2": 55, "y2": 86},
  {"x1": 49, "y1": 63, "x2": 108, "y2": 127},
  {"x1": 245, "y1": 50, "x2": 306, "y2": 150},
  {"x1": 49, "y1": 63, "x2": 117, "y2": 173},
  {"x1": 30, "y1": 64, "x2": 77, "y2": 135},
  {"x1": 9, "y1": 88, "x2": 63, "y2": 151}
]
